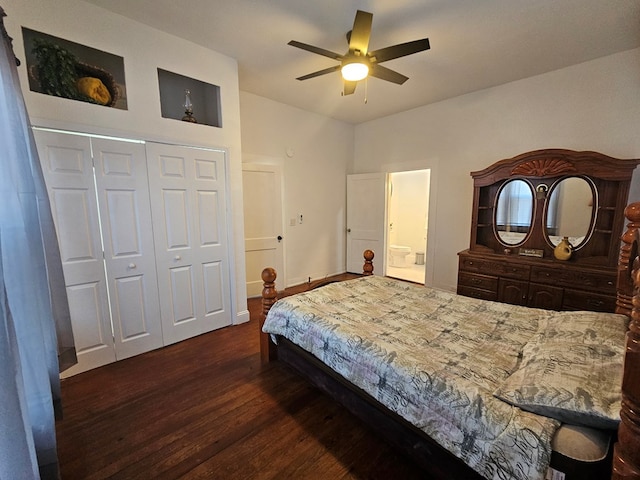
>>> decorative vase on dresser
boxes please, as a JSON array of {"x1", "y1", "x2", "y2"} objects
[{"x1": 553, "y1": 237, "x2": 573, "y2": 261}]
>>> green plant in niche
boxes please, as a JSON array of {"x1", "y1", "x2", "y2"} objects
[{"x1": 31, "y1": 39, "x2": 89, "y2": 101}]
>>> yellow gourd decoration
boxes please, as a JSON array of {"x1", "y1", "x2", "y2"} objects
[
  {"x1": 553, "y1": 236, "x2": 573, "y2": 261},
  {"x1": 76, "y1": 77, "x2": 111, "y2": 105}
]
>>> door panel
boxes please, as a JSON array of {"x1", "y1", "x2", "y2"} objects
[
  {"x1": 347, "y1": 173, "x2": 387, "y2": 274},
  {"x1": 198, "y1": 191, "x2": 220, "y2": 245},
  {"x1": 203, "y1": 262, "x2": 224, "y2": 314},
  {"x1": 242, "y1": 164, "x2": 284, "y2": 297},
  {"x1": 169, "y1": 265, "x2": 197, "y2": 325},
  {"x1": 91, "y1": 138, "x2": 163, "y2": 360},
  {"x1": 34, "y1": 130, "x2": 115, "y2": 374},
  {"x1": 65, "y1": 282, "x2": 112, "y2": 356},
  {"x1": 113, "y1": 274, "x2": 148, "y2": 339},
  {"x1": 147, "y1": 143, "x2": 232, "y2": 345}
]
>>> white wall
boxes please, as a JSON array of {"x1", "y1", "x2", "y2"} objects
[
  {"x1": 4, "y1": 0, "x2": 249, "y2": 323},
  {"x1": 239, "y1": 92, "x2": 354, "y2": 287},
  {"x1": 354, "y1": 49, "x2": 640, "y2": 291}
]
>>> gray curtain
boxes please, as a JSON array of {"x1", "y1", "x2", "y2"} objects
[{"x1": 0, "y1": 7, "x2": 76, "y2": 479}]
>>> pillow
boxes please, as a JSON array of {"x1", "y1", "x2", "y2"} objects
[
  {"x1": 494, "y1": 317, "x2": 625, "y2": 430},
  {"x1": 532, "y1": 311, "x2": 628, "y2": 347}
]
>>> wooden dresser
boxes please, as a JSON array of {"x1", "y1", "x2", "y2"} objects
[
  {"x1": 457, "y1": 149, "x2": 639, "y2": 312},
  {"x1": 458, "y1": 251, "x2": 616, "y2": 311}
]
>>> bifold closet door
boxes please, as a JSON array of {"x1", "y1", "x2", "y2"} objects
[
  {"x1": 91, "y1": 138, "x2": 163, "y2": 360},
  {"x1": 36, "y1": 130, "x2": 164, "y2": 374},
  {"x1": 34, "y1": 130, "x2": 115, "y2": 375},
  {"x1": 146, "y1": 142, "x2": 232, "y2": 345}
]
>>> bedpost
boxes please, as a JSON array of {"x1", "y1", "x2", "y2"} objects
[
  {"x1": 363, "y1": 249, "x2": 375, "y2": 275},
  {"x1": 613, "y1": 202, "x2": 640, "y2": 480},
  {"x1": 260, "y1": 267, "x2": 278, "y2": 364}
]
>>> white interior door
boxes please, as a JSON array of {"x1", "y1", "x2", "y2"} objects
[
  {"x1": 146, "y1": 142, "x2": 232, "y2": 345},
  {"x1": 34, "y1": 130, "x2": 115, "y2": 375},
  {"x1": 92, "y1": 138, "x2": 163, "y2": 360},
  {"x1": 242, "y1": 163, "x2": 284, "y2": 297},
  {"x1": 346, "y1": 173, "x2": 387, "y2": 274}
]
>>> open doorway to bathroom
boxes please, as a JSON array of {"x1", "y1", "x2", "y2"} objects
[{"x1": 386, "y1": 169, "x2": 430, "y2": 284}]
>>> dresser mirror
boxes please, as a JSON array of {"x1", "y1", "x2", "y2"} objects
[
  {"x1": 495, "y1": 179, "x2": 534, "y2": 245},
  {"x1": 544, "y1": 176, "x2": 595, "y2": 248}
]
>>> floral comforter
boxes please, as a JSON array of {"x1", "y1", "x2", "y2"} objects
[{"x1": 262, "y1": 276, "x2": 579, "y2": 479}]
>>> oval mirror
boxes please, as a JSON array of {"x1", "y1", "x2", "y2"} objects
[
  {"x1": 495, "y1": 179, "x2": 534, "y2": 245},
  {"x1": 545, "y1": 177, "x2": 594, "y2": 248}
]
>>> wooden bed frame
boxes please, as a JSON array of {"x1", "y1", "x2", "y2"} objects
[{"x1": 259, "y1": 203, "x2": 640, "y2": 480}]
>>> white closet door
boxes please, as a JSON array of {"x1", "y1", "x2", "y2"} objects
[
  {"x1": 146, "y1": 143, "x2": 232, "y2": 345},
  {"x1": 92, "y1": 138, "x2": 163, "y2": 360},
  {"x1": 34, "y1": 130, "x2": 115, "y2": 375}
]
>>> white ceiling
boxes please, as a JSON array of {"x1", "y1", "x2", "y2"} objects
[{"x1": 81, "y1": 0, "x2": 640, "y2": 124}]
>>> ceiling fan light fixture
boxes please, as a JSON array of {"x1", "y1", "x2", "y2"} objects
[{"x1": 341, "y1": 60, "x2": 369, "y2": 82}]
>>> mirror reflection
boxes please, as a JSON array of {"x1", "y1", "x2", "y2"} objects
[
  {"x1": 545, "y1": 177, "x2": 594, "y2": 247},
  {"x1": 495, "y1": 179, "x2": 534, "y2": 245}
]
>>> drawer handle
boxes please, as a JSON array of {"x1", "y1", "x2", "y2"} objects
[
  {"x1": 607, "y1": 281, "x2": 614, "y2": 286},
  {"x1": 471, "y1": 278, "x2": 482, "y2": 285},
  {"x1": 128, "y1": 263, "x2": 137, "y2": 269},
  {"x1": 469, "y1": 261, "x2": 474, "y2": 266},
  {"x1": 588, "y1": 299, "x2": 604, "y2": 307}
]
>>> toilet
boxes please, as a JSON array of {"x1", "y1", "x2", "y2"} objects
[{"x1": 389, "y1": 245, "x2": 411, "y2": 267}]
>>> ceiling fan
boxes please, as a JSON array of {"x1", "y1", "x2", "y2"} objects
[{"x1": 288, "y1": 10, "x2": 430, "y2": 95}]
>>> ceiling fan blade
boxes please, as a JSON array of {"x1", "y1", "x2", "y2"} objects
[
  {"x1": 342, "y1": 80, "x2": 357, "y2": 95},
  {"x1": 288, "y1": 40, "x2": 343, "y2": 60},
  {"x1": 296, "y1": 65, "x2": 341, "y2": 81},
  {"x1": 349, "y1": 10, "x2": 373, "y2": 54},
  {"x1": 370, "y1": 64, "x2": 409, "y2": 85},
  {"x1": 369, "y1": 38, "x2": 430, "y2": 63}
]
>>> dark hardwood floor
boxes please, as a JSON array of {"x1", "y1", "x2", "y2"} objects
[{"x1": 56, "y1": 277, "x2": 428, "y2": 479}]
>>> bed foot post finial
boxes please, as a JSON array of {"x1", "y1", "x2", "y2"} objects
[
  {"x1": 613, "y1": 202, "x2": 640, "y2": 480},
  {"x1": 617, "y1": 203, "x2": 640, "y2": 316},
  {"x1": 260, "y1": 267, "x2": 278, "y2": 364},
  {"x1": 363, "y1": 250, "x2": 375, "y2": 275}
]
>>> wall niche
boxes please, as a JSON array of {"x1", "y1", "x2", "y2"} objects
[{"x1": 157, "y1": 68, "x2": 221, "y2": 128}]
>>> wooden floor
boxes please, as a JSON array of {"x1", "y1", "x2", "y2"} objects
[{"x1": 56, "y1": 277, "x2": 428, "y2": 479}]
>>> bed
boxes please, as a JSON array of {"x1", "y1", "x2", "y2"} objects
[{"x1": 259, "y1": 202, "x2": 640, "y2": 480}]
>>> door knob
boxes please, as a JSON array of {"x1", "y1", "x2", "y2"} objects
[
  {"x1": 277, "y1": 235, "x2": 283, "y2": 242},
  {"x1": 347, "y1": 228, "x2": 351, "y2": 233}
]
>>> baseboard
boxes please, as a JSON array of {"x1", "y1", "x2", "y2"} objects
[{"x1": 234, "y1": 309, "x2": 250, "y2": 325}]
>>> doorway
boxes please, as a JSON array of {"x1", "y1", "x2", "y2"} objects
[{"x1": 385, "y1": 169, "x2": 430, "y2": 284}]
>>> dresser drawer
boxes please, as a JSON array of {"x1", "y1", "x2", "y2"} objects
[
  {"x1": 562, "y1": 289, "x2": 616, "y2": 312},
  {"x1": 457, "y1": 285, "x2": 498, "y2": 302},
  {"x1": 530, "y1": 266, "x2": 616, "y2": 294},
  {"x1": 459, "y1": 256, "x2": 530, "y2": 280},
  {"x1": 458, "y1": 272, "x2": 498, "y2": 291}
]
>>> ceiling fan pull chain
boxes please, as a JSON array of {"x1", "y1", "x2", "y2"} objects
[{"x1": 364, "y1": 77, "x2": 368, "y2": 104}]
